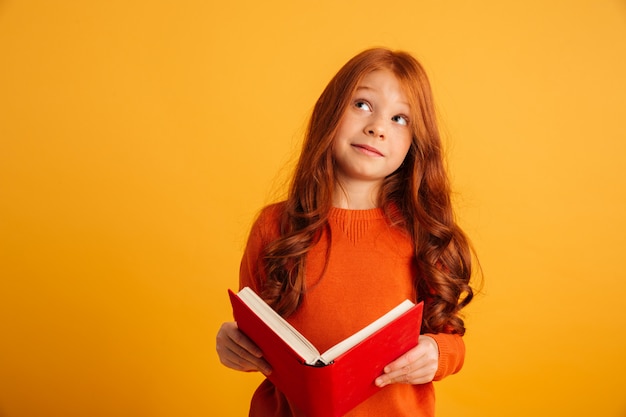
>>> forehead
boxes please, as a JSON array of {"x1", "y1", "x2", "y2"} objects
[{"x1": 354, "y1": 69, "x2": 410, "y2": 105}]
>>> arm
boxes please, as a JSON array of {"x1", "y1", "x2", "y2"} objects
[
  {"x1": 375, "y1": 332, "x2": 465, "y2": 387},
  {"x1": 215, "y1": 205, "x2": 280, "y2": 375}
]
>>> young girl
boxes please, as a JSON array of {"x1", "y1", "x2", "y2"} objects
[{"x1": 216, "y1": 47, "x2": 476, "y2": 417}]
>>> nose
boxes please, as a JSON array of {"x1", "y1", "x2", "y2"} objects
[{"x1": 364, "y1": 117, "x2": 385, "y2": 139}]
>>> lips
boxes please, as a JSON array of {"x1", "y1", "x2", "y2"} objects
[{"x1": 351, "y1": 143, "x2": 384, "y2": 157}]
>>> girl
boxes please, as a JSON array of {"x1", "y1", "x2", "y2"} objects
[{"x1": 216, "y1": 47, "x2": 476, "y2": 417}]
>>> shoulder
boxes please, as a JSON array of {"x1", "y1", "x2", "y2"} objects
[
  {"x1": 258, "y1": 201, "x2": 286, "y2": 220},
  {"x1": 249, "y1": 201, "x2": 287, "y2": 242},
  {"x1": 255, "y1": 201, "x2": 286, "y2": 226}
]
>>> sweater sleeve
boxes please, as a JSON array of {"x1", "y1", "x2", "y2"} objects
[
  {"x1": 239, "y1": 217, "x2": 268, "y2": 293},
  {"x1": 426, "y1": 333, "x2": 465, "y2": 381},
  {"x1": 239, "y1": 203, "x2": 282, "y2": 293}
]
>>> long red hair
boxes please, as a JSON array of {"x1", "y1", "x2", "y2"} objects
[{"x1": 261, "y1": 48, "x2": 475, "y2": 335}]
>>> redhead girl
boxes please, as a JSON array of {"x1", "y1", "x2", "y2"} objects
[{"x1": 216, "y1": 48, "x2": 476, "y2": 417}]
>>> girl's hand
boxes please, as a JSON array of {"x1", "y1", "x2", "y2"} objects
[
  {"x1": 216, "y1": 321, "x2": 272, "y2": 375},
  {"x1": 374, "y1": 335, "x2": 438, "y2": 387}
]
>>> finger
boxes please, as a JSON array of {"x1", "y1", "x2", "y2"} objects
[
  {"x1": 216, "y1": 322, "x2": 272, "y2": 374},
  {"x1": 232, "y1": 343, "x2": 273, "y2": 375},
  {"x1": 378, "y1": 350, "x2": 438, "y2": 386},
  {"x1": 375, "y1": 366, "x2": 433, "y2": 387},
  {"x1": 218, "y1": 337, "x2": 272, "y2": 374},
  {"x1": 216, "y1": 321, "x2": 263, "y2": 358},
  {"x1": 376, "y1": 352, "x2": 436, "y2": 387},
  {"x1": 222, "y1": 344, "x2": 273, "y2": 375},
  {"x1": 375, "y1": 363, "x2": 411, "y2": 387},
  {"x1": 216, "y1": 322, "x2": 264, "y2": 361},
  {"x1": 383, "y1": 346, "x2": 423, "y2": 373},
  {"x1": 230, "y1": 325, "x2": 264, "y2": 358}
]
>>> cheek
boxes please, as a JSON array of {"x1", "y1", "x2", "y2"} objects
[
  {"x1": 398, "y1": 135, "x2": 413, "y2": 158},
  {"x1": 392, "y1": 137, "x2": 414, "y2": 169},
  {"x1": 330, "y1": 134, "x2": 347, "y2": 163}
]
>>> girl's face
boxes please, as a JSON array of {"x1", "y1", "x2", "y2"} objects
[{"x1": 331, "y1": 69, "x2": 413, "y2": 192}]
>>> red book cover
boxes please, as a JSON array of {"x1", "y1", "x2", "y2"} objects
[{"x1": 229, "y1": 289, "x2": 423, "y2": 417}]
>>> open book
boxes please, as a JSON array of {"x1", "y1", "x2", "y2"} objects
[{"x1": 229, "y1": 287, "x2": 423, "y2": 417}]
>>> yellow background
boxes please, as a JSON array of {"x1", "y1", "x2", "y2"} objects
[{"x1": 1, "y1": 1, "x2": 625, "y2": 416}]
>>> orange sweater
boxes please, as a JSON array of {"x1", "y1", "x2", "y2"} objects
[{"x1": 240, "y1": 202, "x2": 465, "y2": 417}]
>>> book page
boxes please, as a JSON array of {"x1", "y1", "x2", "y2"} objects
[
  {"x1": 319, "y1": 299, "x2": 415, "y2": 364},
  {"x1": 238, "y1": 287, "x2": 322, "y2": 365}
]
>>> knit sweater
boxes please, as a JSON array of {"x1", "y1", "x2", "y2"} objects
[{"x1": 240, "y1": 202, "x2": 465, "y2": 417}]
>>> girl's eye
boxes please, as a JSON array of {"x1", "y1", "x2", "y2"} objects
[
  {"x1": 392, "y1": 115, "x2": 409, "y2": 126},
  {"x1": 354, "y1": 101, "x2": 371, "y2": 111}
]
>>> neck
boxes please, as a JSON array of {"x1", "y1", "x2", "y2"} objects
[{"x1": 332, "y1": 178, "x2": 382, "y2": 209}]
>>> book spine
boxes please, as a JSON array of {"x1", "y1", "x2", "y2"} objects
[{"x1": 297, "y1": 364, "x2": 338, "y2": 417}]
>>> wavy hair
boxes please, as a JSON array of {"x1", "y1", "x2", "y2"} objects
[{"x1": 261, "y1": 48, "x2": 475, "y2": 335}]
